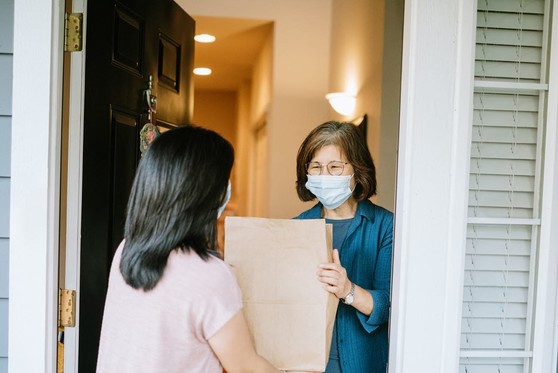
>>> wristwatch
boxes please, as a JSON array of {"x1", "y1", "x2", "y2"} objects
[{"x1": 341, "y1": 282, "x2": 355, "y2": 305}]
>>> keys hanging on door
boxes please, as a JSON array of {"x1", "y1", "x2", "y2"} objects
[
  {"x1": 140, "y1": 75, "x2": 161, "y2": 156},
  {"x1": 144, "y1": 74, "x2": 158, "y2": 118}
]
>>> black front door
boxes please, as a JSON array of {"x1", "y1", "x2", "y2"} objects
[{"x1": 79, "y1": 1, "x2": 195, "y2": 370}]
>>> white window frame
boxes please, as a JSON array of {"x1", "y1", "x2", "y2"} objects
[{"x1": 530, "y1": 2, "x2": 558, "y2": 371}]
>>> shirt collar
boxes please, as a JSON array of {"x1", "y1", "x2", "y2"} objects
[{"x1": 308, "y1": 200, "x2": 377, "y2": 223}]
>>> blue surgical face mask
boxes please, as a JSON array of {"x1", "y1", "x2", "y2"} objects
[
  {"x1": 218, "y1": 181, "x2": 232, "y2": 218},
  {"x1": 305, "y1": 174, "x2": 354, "y2": 210}
]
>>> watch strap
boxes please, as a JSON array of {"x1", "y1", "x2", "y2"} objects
[{"x1": 341, "y1": 282, "x2": 355, "y2": 304}]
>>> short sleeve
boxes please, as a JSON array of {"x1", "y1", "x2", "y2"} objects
[{"x1": 198, "y1": 259, "x2": 244, "y2": 340}]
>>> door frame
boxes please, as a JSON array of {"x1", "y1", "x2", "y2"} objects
[
  {"x1": 62, "y1": 0, "x2": 87, "y2": 371},
  {"x1": 9, "y1": 0, "x2": 65, "y2": 372}
]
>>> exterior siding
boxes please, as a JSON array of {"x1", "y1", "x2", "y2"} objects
[{"x1": 0, "y1": 0, "x2": 13, "y2": 371}]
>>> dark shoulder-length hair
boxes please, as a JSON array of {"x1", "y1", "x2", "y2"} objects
[
  {"x1": 295, "y1": 121, "x2": 376, "y2": 202},
  {"x1": 120, "y1": 124, "x2": 234, "y2": 290}
]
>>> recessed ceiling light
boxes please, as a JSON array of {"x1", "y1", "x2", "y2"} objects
[
  {"x1": 194, "y1": 34, "x2": 216, "y2": 43},
  {"x1": 193, "y1": 67, "x2": 212, "y2": 76}
]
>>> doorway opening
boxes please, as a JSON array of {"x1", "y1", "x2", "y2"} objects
[{"x1": 190, "y1": 16, "x2": 274, "y2": 223}]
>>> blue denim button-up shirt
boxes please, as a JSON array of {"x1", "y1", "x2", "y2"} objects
[{"x1": 295, "y1": 199, "x2": 393, "y2": 373}]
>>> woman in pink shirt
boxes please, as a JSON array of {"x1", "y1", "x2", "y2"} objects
[{"x1": 96, "y1": 125, "x2": 281, "y2": 373}]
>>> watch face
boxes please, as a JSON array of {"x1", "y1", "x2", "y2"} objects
[{"x1": 345, "y1": 294, "x2": 354, "y2": 305}]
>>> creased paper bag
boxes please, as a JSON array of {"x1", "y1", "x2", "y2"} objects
[{"x1": 224, "y1": 216, "x2": 338, "y2": 372}]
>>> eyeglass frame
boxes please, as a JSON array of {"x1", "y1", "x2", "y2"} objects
[{"x1": 305, "y1": 160, "x2": 349, "y2": 176}]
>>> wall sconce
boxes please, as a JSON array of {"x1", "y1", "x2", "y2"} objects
[{"x1": 326, "y1": 92, "x2": 356, "y2": 116}]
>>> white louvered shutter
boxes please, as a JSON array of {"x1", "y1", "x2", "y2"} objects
[{"x1": 460, "y1": 0, "x2": 552, "y2": 372}]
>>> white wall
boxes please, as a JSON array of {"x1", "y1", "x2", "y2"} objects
[{"x1": 177, "y1": 0, "x2": 333, "y2": 218}]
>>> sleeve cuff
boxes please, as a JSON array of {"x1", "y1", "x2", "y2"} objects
[{"x1": 356, "y1": 289, "x2": 390, "y2": 333}]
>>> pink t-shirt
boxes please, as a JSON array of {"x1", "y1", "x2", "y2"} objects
[{"x1": 96, "y1": 241, "x2": 243, "y2": 373}]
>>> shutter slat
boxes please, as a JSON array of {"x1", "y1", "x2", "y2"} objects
[
  {"x1": 467, "y1": 224, "x2": 533, "y2": 240},
  {"x1": 473, "y1": 110, "x2": 538, "y2": 127},
  {"x1": 476, "y1": 28, "x2": 542, "y2": 47},
  {"x1": 471, "y1": 143, "x2": 537, "y2": 160},
  {"x1": 462, "y1": 318, "x2": 526, "y2": 334},
  {"x1": 474, "y1": 92, "x2": 539, "y2": 112},
  {"x1": 469, "y1": 174, "x2": 534, "y2": 193},
  {"x1": 470, "y1": 159, "x2": 536, "y2": 176},
  {"x1": 469, "y1": 191, "x2": 533, "y2": 210},
  {"x1": 477, "y1": 12, "x2": 544, "y2": 30},
  {"x1": 464, "y1": 270, "x2": 529, "y2": 287},
  {"x1": 463, "y1": 286, "x2": 528, "y2": 303},
  {"x1": 472, "y1": 126, "x2": 537, "y2": 143},
  {"x1": 463, "y1": 302, "x2": 527, "y2": 318},
  {"x1": 475, "y1": 61, "x2": 541, "y2": 81},
  {"x1": 460, "y1": 358, "x2": 525, "y2": 373},
  {"x1": 476, "y1": 44, "x2": 541, "y2": 63},
  {"x1": 477, "y1": 0, "x2": 545, "y2": 14},
  {"x1": 465, "y1": 254, "x2": 531, "y2": 271},
  {"x1": 461, "y1": 333, "x2": 525, "y2": 349},
  {"x1": 466, "y1": 238, "x2": 531, "y2": 255},
  {"x1": 468, "y1": 206, "x2": 533, "y2": 219}
]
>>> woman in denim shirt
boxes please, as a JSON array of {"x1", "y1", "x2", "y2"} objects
[{"x1": 294, "y1": 121, "x2": 393, "y2": 373}]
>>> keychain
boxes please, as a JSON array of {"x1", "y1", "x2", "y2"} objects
[
  {"x1": 139, "y1": 117, "x2": 160, "y2": 156},
  {"x1": 139, "y1": 75, "x2": 160, "y2": 156}
]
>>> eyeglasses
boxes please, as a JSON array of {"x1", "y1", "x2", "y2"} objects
[{"x1": 306, "y1": 161, "x2": 349, "y2": 176}]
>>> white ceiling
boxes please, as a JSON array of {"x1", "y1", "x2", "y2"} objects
[{"x1": 191, "y1": 16, "x2": 273, "y2": 92}]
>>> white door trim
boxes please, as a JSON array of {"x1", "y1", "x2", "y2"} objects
[
  {"x1": 62, "y1": 0, "x2": 87, "y2": 371},
  {"x1": 389, "y1": 1, "x2": 477, "y2": 371},
  {"x1": 9, "y1": 1, "x2": 64, "y2": 372}
]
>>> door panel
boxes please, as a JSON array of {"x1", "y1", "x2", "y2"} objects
[
  {"x1": 80, "y1": 1, "x2": 194, "y2": 371},
  {"x1": 109, "y1": 107, "x2": 137, "y2": 252},
  {"x1": 113, "y1": 5, "x2": 143, "y2": 73}
]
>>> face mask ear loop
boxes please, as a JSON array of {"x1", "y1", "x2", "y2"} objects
[
  {"x1": 349, "y1": 174, "x2": 356, "y2": 192},
  {"x1": 217, "y1": 180, "x2": 232, "y2": 219}
]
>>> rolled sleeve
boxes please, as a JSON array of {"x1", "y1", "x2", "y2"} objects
[
  {"x1": 356, "y1": 289, "x2": 390, "y2": 332},
  {"x1": 355, "y1": 210, "x2": 393, "y2": 333}
]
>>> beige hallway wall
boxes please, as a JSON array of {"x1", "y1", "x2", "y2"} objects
[
  {"x1": 192, "y1": 89, "x2": 238, "y2": 204},
  {"x1": 178, "y1": 0, "x2": 333, "y2": 219},
  {"x1": 328, "y1": 0, "x2": 402, "y2": 212}
]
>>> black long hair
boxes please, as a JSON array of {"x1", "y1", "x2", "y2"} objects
[{"x1": 120, "y1": 125, "x2": 234, "y2": 290}]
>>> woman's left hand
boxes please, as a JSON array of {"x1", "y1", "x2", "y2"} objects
[{"x1": 316, "y1": 249, "x2": 350, "y2": 299}]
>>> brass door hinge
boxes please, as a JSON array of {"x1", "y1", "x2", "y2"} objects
[
  {"x1": 59, "y1": 289, "x2": 76, "y2": 327},
  {"x1": 64, "y1": 13, "x2": 83, "y2": 52}
]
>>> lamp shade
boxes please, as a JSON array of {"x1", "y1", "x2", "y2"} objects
[{"x1": 326, "y1": 92, "x2": 356, "y2": 116}]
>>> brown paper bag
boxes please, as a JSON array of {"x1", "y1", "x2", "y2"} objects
[{"x1": 224, "y1": 216, "x2": 338, "y2": 372}]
